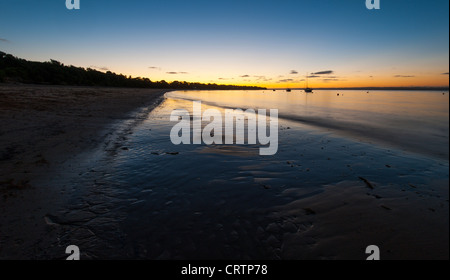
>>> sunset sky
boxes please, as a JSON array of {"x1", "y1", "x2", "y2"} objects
[{"x1": 0, "y1": 0, "x2": 448, "y2": 88}]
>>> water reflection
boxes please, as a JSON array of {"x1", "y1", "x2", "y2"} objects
[{"x1": 167, "y1": 90, "x2": 449, "y2": 159}]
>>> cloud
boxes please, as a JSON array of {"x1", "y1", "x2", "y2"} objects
[
  {"x1": 0, "y1": 38, "x2": 9, "y2": 43},
  {"x1": 240, "y1": 75, "x2": 250, "y2": 78},
  {"x1": 312, "y1": 70, "x2": 334, "y2": 75},
  {"x1": 167, "y1": 71, "x2": 189, "y2": 74},
  {"x1": 290, "y1": 70, "x2": 298, "y2": 74},
  {"x1": 307, "y1": 75, "x2": 320, "y2": 78},
  {"x1": 394, "y1": 75, "x2": 415, "y2": 78},
  {"x1": 277, "y1": 79, "x2": 294, "y2": 83},
  {"x1": 90, "y1": 65, "x2": 110, "y2": 71},
  {"x1": 322, "y1": 78, "x2": 345, "y2": 82},
  {"x1": 218, "y1": 77, "x2": 234, "y2": 80},
  {"x1": 442, "y1": 72, "x2": 449, "y2": 75},
  {"x1": 254, "y1": 75, "x2": 271, "y2": 82},
  {"x1": 148, "y1": 66, "x2": 161, "y2": 70}
]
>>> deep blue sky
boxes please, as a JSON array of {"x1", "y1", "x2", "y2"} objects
[{"x1": 1, "y1": 0, "x2": 448, "y2": 87}]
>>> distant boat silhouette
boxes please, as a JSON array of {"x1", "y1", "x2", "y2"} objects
[
  {"x1": 305, "y1": 73, "x2": 313, "y2": 93},
  {"x1": 286, "y1": 89, "x2": 292, "y2": 92}
]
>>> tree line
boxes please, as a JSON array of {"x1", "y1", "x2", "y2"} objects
[{"x1": 0, "y1": 51, "x2": 265, "y2": 90}]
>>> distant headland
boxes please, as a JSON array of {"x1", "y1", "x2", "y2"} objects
[{"x1": 0, "y1": 51, "x2": 266, "y2": 90}]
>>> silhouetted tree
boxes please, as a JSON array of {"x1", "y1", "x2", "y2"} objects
[{"x1": 0, "y1": 51, "x2": 266, "y2": 90}]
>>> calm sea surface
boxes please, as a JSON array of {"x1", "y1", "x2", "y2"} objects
[{"x1": 166, "y1": 90, "x2": 449, "y2": 159}]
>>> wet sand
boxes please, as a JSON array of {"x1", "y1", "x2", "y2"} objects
[
  {"x1": 0, "y1": 85, "x2": 167, "y2": 259},
  {"x1": 0, "y1": 86, "x2": 448, "y2": 260}
]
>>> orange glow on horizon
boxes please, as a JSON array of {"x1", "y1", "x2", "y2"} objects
[{"x1": 104, "y1": 66, "x2": 450, "y2": 89}]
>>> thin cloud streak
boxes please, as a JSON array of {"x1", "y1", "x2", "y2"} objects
[{"x1": 312, "y1": 70, "x2": 334, "y2": 75}]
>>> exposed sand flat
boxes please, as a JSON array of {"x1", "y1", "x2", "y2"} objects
[
  {"x1": 0, "y1": 85, "x2": 166, "y2": 184},
  {"x1": 0, "y1": 85, "x2": 167, "y2": 259}
]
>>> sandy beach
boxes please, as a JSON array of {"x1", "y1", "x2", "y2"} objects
[{"x1": 0, "y1": 85, "x2": 167, "y2": 259}]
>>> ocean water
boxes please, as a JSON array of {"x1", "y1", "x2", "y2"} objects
[
  {"x1": 48, "y1": 90, "x2": 449, "y2": 259},
  {"x1": 166, "y1": 90, "x2": 449, "y2": 159}
]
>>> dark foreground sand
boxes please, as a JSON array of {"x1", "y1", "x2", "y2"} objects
[{"x1": 0, "y1": 85, "x2": 167, "y2": 259}]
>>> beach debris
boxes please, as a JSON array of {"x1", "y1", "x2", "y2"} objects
[
  {"x1": 408, "y1": 184, "x2": 417, "y2": 188},
  {"x1": 44, "y1": 214, "x2": 63, "y2": 226},
  {"x1": 428, "y1": 208, "x2": 436, "y2": 212},
  {"x1": 262, "y1": 184, "x2": 271, "y2": 190},
  {"x1": 303, "y1": 208, "x2": 316, "y2": 215},
  {"x1": 166, "y1": 152, "x2": 179, "y2": 155},
  {"x1": 44, "y1": 215, "x2": 59, "y2": 226},
  {"x1": 121, "y1": 147, "x2": 129, "y2": 151},
  {"x1": 380, "y1": 205, "x2": 392, "y2": 211},
  {"x1": 359, "y1": 176, "x2": 375, "y2": 189},
  {"x1": 385, "y1": 164, "x2": 391, "y2": 168}
]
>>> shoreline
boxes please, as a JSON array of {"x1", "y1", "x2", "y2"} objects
[
  {"x1": 0, "y1": 84, "x2": 168, "y2": 184},
  {"x1": 0, "y1": 85, "x2": 168, "y2": 259}
]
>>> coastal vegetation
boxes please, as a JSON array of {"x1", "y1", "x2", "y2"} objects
[{"x1": 0, "y1": 51, "x2": 265, "y2": 90}]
